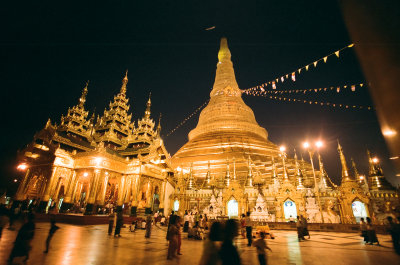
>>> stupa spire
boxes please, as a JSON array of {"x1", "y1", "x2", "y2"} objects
[
  {"x1": 246, "y1": 155, "x2": 253, "y2": 187},
  {"x1": 188, "y1": 163, "x2": 194, "y2": 190},
  {"x1": 294, "y1": 150, "x2": 304, "y2": 188},
  {"x1": 79, "y1": 81, "x2": 89, "y2": 107},
  {"x1": 156, "y1": 113, "x2": 162, "y2": 136},
  {"x1": 205, "y1": 161, "x2": 211, "y2": 187},
  {"x1": 120, "y1": 70, "x2": 128, "y2": 95},
  {"x1": 338, "y1": 141, "x2": 352, "y2": 182},
  {"x1": 232, "y1": 158, "x2": 237, "y2": 181},
  {"x1": 144, "y1": 92, "x2": 151, "y2": 119},
  {"x1": 224, "y1": 159, "x2": 231, "y2": 187},
  {"x1": 318, "y1": 153, "x2": 329, "y2": 189},
  {"x1": 210, "y1": 37, "x2": 241, "y2": 98}
]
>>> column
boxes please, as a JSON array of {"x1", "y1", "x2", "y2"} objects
[
  {"x1": 130, "y1": 175, "x2": 140, "y2": 216},
  {"x1": 159, "y1": 180, "x2": 166, "y2": 211},
  {"x1": 123, "y1": 176, "x2": 132, "y2": 204},
  {"x1": 15, "y1": 169, "x2": 31, "y2": 201},
  {"x1": 85, "y1": 169, "x2": 101, "y2": 214},
  {"x1": 96, "y1": 173, "x2": 109, "y2": 206},
  {"x1": 38, "y1": 166, "x2": 58, "y2": 212},
  {"x1": 63, "y1": 171, "x2": 77, "y2": 203},
  {"x1": 116, "y1": 175, "x2": 126, "y2": 207}
]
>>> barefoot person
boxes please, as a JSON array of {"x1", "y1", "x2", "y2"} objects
[
  {"x1": 253, "y1": 232, "x2": 272, "y2": 265},
  {"x1": 7, "y1": 213, "x2": 35, "y2": 264}
]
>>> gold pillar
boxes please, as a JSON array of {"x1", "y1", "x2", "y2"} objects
[
  {"x1": 117, "y1": 175, "x2": 126, "y2": 206},
  {"x1": 123, "y1": 176, "x2": 132, "y2": 204},
  {"x1": 64, "y1": 171, "x2": 77, "y2": 203},
  {"x1": 132, "y1": 174, "x2": 141, "y2": 206},
  {"x1": 42, "y1": 166, "x2": 58, "y2": 202},
  {"x1": 87, "y1": 170, "x2": 101, "y2": 204},
  {"x1": 96, "y1": 173, "x2": 109, "y2": 206},
  {"x1": 15, "y1": 169, "x2": 31, "y2": 201},
  {"x1": 159, "y1": 180, "x2": 166, "y2": 209}
]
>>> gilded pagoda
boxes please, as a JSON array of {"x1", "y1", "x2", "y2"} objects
[
  {"x1": 15, "y1": 73, "x2": 175, "y2": 215},
  {"x1": 170, "y1": 38, "x2": 399, "y2": 223}
]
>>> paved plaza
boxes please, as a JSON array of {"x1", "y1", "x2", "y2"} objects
[{"x1": 0, "y1": 222, "x2": 398, "y2": 265}]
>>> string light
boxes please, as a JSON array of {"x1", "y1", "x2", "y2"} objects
[
  {"x1": 243, "y1": 43, "x2": 355, "y2": 92},
  {"x1": 247, "y1": 93, "x2": 373, "y2": 111},
  {"x1": 165, "y1": 100, "x2": 209, "y2": 137},
  {"x1": 243, "y1": 83, "x2": 364, "y2": 96}
]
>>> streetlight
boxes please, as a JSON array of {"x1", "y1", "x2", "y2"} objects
[
  {"x1": 279, "y1": 145, "x2": 289, "y2": 181},
  {"x1": 303, "y1": 140, "x2": 325, "y2": 223},
  {"x1": 17, "y1": 163, "x2": 28, "y2": 171}
]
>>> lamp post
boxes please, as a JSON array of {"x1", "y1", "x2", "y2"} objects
[{"x1": 303, "y1": 141, "x2": 325, "y2": 223}]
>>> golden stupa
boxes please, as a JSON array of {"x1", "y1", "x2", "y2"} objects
[{"x1": 172, "y1": 38, "x2": 317, "y2": 186}]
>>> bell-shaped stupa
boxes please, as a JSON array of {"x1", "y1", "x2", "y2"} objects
[{"x1": 172, "y1": 38, "x2": 316, "y2": 185}]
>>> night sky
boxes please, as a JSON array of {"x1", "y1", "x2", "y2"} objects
[{"x1": 1, "y1": 1, "x2": 398, "y2": 191}]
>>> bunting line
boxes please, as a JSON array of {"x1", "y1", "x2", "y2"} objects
[
  {"x1": 164, "y1": 100, "x2": 209, "y2": 137},
  {"x1": 243, "y1": 43, "x2": 355, "y2": 92},
  {"x1": 244, "y1": 83, "x2": 364, "y2": 96},
  {"x1": 245, "y1": 93, "x2": 373, "y2": 110}
]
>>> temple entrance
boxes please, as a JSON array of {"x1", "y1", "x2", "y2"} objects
[
  {"x1": 284, "y1": 200, "x2": 297, "y2": 220},
  {"x1": 173, "y1": 200, "x2": 179, "y2": 212},
  {"x1": 152, "y1": 185, "x2": 160, "y2": 212},
  {"x1": 227, "y1": 198, "x2": 239, "y2": 218},
  {"x1": 352, "y1": 200, "x2": 368, "y2": 222}
]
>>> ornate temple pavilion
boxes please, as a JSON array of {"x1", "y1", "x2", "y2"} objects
[
  {"x1": 170, "y1": 38, "x2": 399, "y2": 223},
  {"x1": 15, "y1": 73, "x2": 175, "y2": 215}
]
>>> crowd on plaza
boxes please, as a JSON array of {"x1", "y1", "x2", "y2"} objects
[{"x1": 1, "y1": 201, "x2": 400, "y2": 264}]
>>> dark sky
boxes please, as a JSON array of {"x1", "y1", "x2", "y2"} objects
[{"x1": 1, "y1": 1, "x2": 398, "y2": 190}]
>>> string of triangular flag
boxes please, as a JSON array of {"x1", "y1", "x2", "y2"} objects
[
  {"x1": 245, "y1": 93, "x2": 372, "y2": 110},
  {"x1": 164, "y1": 100, "x2": 210, "y2": 137},
  {"x1": 243, "y1": 43, "x2": 355, "y2": 92},
  {"x1": 244, "y1": 83, "x2": 364, "y2": 96}
]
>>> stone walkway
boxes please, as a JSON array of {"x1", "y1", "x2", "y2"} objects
[{"x1": 0, "y1": 222, "x2": 398, "y2": 265}]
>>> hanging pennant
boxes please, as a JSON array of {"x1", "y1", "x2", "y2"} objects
[
  {"x1": 351, "y1": 85, "x2": 356, "y2": 91},
  {"x1": 337, "y1": 87, "x2": 340, "y2": 92},
  {"x1": 313, "y1": 61, "x2": 318, "y2": 67},
  {"x1": 281, "y1": 76, "x2": 285, "y2": 82},
  {"x1": 323, "y1": 56, "x2": 328, "y2": 63},
  {"x1": 348, "y1": 44, "x2": 354, "y2": 47},
  {"x1": 335, "y1": 51, "x2": 340, "y2": 57},
  {"x1": 272, "y1": 81, "x2": 276, "y2": 89},
  {"x1": 298, "y1": 69, "x2": 302, "y2": 74},
  {"x1": 291, "y1": 72, "x2": 296, "y2": 81},
  {"x1": 305, "y1": 65, "x2": 309, "y2": 71}
]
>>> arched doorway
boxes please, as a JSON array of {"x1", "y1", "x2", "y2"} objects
[
  {"x1": 173, "y1": 199, "x2": 180, "y2": 212},
  {"x1": 352, "y1": 200, "x2": 368, "y2": 222},
  {"x1": 283, "y1": 200, "x2": 297, "y2": 220},
  {"x1": 227, "y1": 198, "x2": 239, "y2": 218}
]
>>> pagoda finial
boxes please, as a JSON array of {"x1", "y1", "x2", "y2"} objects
[
  {"x1": 318, "y1": 153, "x2": 329, "y2": 189},
  {"x1": 218, "y1": 37, "x2": 232, "y2": 62},
  {"x1": 338, "y1": 141, "x2": 351, "y2": 183},
  {"x1": 144, "y1": 92, "x2": 151, "y2": 119},
  {"x1": 246, "y1": 155, "x2": 253, "y2": 187},
  {"x1": 294, "y1": 149, "x2": 304, "y2": 188},
  {"x1": 351, "y1": 158, "x2": 360, "y2": 179},
  {"x1": 205, "y1": 161, "x2": 211, "y2": 186},
  {"x1": 232, "y1": 158, "x2": 237, "y2": 181},
  {"x1": 156, "y1": 113, "x2": 162, "y2": 136},
  {"x1": 120, "y1": 70, "x2": 128, "y2": 95},
  {"x1": 188, "y1": 163, "x2": 194, "y2": 190},
  {"x1": 224, "y1": 159, "x2": 231, "y2": 187},
  {"x1": 79, "y1": 81, "x2": 89, "y2": 107}
]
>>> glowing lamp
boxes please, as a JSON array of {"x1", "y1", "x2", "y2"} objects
[
  {"x1": 14, "y1": 179, "x2": 18, "y2": 182},
  {"x1": 17, "y1": 163, "x2": 28, "y2": 171},
  {"x1": 303, "y1": 142, "x2": 310, "y2": 149},
  {"x1": 95, "y1": 157, "x2": 102, "y2": 165},
  {"x1": 83, "y1": 172, "x2": 89, "y2": 177},
  {"x1": 372, "y1": 157, "x2": 379, "y2": 164},
  {"x1": 383, "y1": 129, "x2": 397, "y2": 137},
  {"x1": 279, "y1": 146, "x2": 286, "y2": 152},
  {"x1": 315, "y1": 141, "x2": 323, "y2": 149}
]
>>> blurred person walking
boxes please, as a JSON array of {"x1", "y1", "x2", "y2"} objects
[
  {"x1": 252, "y1": 232, "x2": 272, "y2": 265},
  {"x1": 7, "y1": 213, "x2": 35, "y2": 264},
  {"x1": 145, "y1": 213, "x2": 152, "y2": 238},
  {"x1": 108, "y1": 212, "x2": 115, "y2": 235},
  {"x1": 114, "y1": 210, "x2": 123, "y2": 237},
  {"x1": 44, "y1": 217, "x2": 60, "y2": 253},
  {"x1": 220, "y1": 219, "x2": 241, "y2": 265},
  {"x1": 245, "y1": 211, "x2": 253, "y2": 246},
  {"x1": 366, "y1": 217, "x2": 380, "y2": 245},
  {"x1": 167, "y1": 215, "x2": 180, "y2": 260},
  {"x1": 198, "y1": 221, "x2": 222, "y2": 265}
]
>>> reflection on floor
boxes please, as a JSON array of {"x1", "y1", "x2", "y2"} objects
[{"x1": 0, "y1": 223, "x2": 398, "y2": 265}]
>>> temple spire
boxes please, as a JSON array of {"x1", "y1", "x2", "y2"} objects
[
  {"x1": 318, "y1": 153, "x2": 329, "y2": 189},
  {"x1": 338, "y1": 141, "x2": 352, "y2": 182},
  {"x1": 188, "y1": 163, "x2": 194, "y2": 190},
  {"x1": 156, "y1": 113, "x2": 162, "y2": 136},
  {"x1": 210, "y1": 37, "x2": 241, "y2": 98},
  {"x1": 232, "y1": 158, "x2": 237, "y2": 181},
  {"x1": 144, "y1": 92, "x2": 151, "y2": 119},
  {"x1": 120, "y1": 70, "x2": 128, "y2": 95},
  {"x1": 224, "y1": 159, "x2": 231, "y2": 187},
  {"x1": 294, "y1": 150, "x2": 304, "y2": 188},
  {"x1": 205, "y1": 161, "x2": 211, "y2": 187},
  {"x1": 246, "y1": 155, "x2": 253, "y2": 187},
  {"x1": 351, "y1": 158, "x2": 360, "y2": 179},
  {"x1": 79, "y1": 81, "x2": 89, "y2": 107}
]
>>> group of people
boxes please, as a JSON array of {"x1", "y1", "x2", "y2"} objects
[{"x1": 0, "y1": 206, "x2": 61, "y2": 264}]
